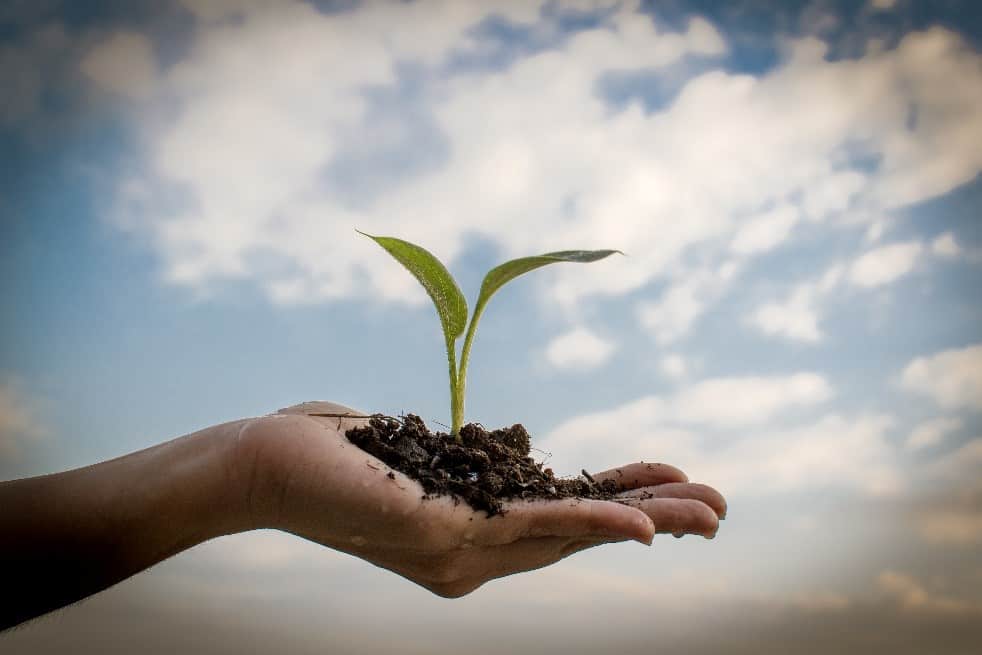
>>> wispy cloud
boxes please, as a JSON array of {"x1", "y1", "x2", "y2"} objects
[
  {"x1": 74, "y1": 0, "x2": 982, "y2": 329},
  {"x1": 901, "y1": 344, "x2": 982, "y2": 411},
  {"x1": 538, "y1": 372, "x2": 905, "y2": 496},
  {"x1": 544, "y1": 327, "x2": 616, "y2": 371},
  {"x1": 848, "y1": 241, "x2": 923, "y2": 288}
]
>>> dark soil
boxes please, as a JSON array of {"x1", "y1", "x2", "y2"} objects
[{"x1": 344, "y1": 414, "x2": 620, "y2": 516}]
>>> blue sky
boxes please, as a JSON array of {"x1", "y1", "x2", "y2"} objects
[{"x1": 2, "y1": 1, "x2": 982, "y2": 653}]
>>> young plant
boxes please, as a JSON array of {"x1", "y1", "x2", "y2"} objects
[{"x1": 359, "y1": 230, "x2": 620, "y2": 439}]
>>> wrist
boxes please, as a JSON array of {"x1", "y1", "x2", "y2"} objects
[
  {"x1": 117, "y1": 419, "x2": 259, "y2": 550},
  {"x1": 226, "y1": 414, "x2": 305, "y2": 532}
]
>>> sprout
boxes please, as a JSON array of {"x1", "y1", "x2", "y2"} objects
[{"x1": 359, "y1": 231, "x2": 620, "y2": 438}]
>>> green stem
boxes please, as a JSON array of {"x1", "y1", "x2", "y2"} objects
[
  {"x1": 454, "y1": 300, "x2": 487, "y2": 440},
  {"x1": 448, "y1": 339, "x2": 462, "y2": 440}
]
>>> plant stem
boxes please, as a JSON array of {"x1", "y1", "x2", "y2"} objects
[
  {"x1": 448, "y1": 339, "x2": 463, "y2": 439},
  {"x1": 454, "y1": 300, "x2": 488, "y2": 440}
]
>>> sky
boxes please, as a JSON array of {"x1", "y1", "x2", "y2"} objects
[{"x1": 1, "y1": 0, "x2": 981, "y2": 652}]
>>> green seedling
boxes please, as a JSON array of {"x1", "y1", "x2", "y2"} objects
[{"x1": 359, "y1": 230, "x2": 620, "y2": 439}]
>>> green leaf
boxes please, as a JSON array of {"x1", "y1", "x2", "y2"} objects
[
  {"x1": 358, "y1": 231, "x2": 468, "y2": 343},
  {"x1": 476, "y1": 250, "x2": 623, "y2": 311},
  {"x1": 454, "y1": 249, "x2": 621, "y2": 433}
]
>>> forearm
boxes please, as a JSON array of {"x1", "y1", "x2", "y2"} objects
[{"x1": 0, "y1": 419, "x2": 253, "y2": 630}]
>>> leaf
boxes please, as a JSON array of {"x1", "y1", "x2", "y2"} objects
[
  {"x1": 357, "y1": 231, "x2": 468, "y2": 344},
  {"x1": 475, "y1": 250, "x2": 622, "y2": 316},
  {"x1": 455, "y1": 249, "x2": 622, "y2": 430}
]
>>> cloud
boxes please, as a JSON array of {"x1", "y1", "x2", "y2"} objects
[
  {"x1": 659, "y1": 353, "x2": 687, "y2": 379},
  {"x1": 878, "y1": 570, "x2": 982, "y2": 616},
  {"x1": 750, "y1": 284, "x2": 824, "y2": 343},
  {"x1": 637, "y1": 278, "x2": 708, "y2": 344},
  {"x1": 89, "y1": 1, "x2": 982, "y2": 319},
  {"x1": 916, "y1": 509, "x2": 982, "y2": 546},
  {"x1": 80, "y1": 31, "x2": 156, "y2": 100},
  {"x1": 0, "y1": 378, "x2": 48, "y2": 461},
  {"x1": 672, "y1": 373, "x2": 832, "y2": 427},
  {"x1": 749, "y1": 227, "x2": 971, "y2": 344},
  {"x1": 901, "y1": 344, "x2": 982, "y2": 410},
  {"x1": 544, "y1": 327, "x2": 616, "y2": 370},
  {"x1": 729, "y1": 204, "x2": 799, "y2": 255},
  {"x1": 637, "y1": 263, "x2": 738, "y2": 343},
  {"x1": 543, "y1": 400, "x2": 897, "y2": 496},
  {"x1": 930, "y1": 231, "x2": 960, "y2": 258},
  {"x1": 533, "y1": 373, "x2": 901, "y2": 498},
  {"x1": 904, "y1": 416, "x2": 961, "y2": 451},
  {"x1": 914, "y1": 438, "x2": 982, "y2": 545},
  {"x1": 848, "y1": 241, "x2": 923, "y2": 288},
  {"x1": 870, "y1": 0, "x2": 897, "y2": 11},
  {"x1": 748, "y1": 264, "x2": 843, "y2": 342}
]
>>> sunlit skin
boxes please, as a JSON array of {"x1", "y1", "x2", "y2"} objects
[{"x1": 0, "y1": 401, "x2": 726, "y2": 630}]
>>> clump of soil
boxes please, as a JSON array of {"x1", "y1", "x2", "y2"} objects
[{"x1": 345, "y1": 414, "x2": 619, "y2": 516}]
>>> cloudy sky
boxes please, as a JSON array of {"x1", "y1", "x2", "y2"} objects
[{"x1": 2, "y1": 0, "x2": 981, "y2": 652}]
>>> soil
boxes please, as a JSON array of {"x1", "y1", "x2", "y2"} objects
[{"x1": 343, "y1": 414, "x2": 620, "y2": 516}]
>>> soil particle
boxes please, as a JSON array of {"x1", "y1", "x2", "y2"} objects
[{"x1": 345, "y1": 414, "x2": 619, "y2": 516}]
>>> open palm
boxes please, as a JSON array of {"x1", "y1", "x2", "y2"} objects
[{"x1": 237, "y1": 401, "x2": 726, "y2": 597}]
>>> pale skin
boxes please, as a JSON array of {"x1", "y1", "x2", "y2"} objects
[{"x1": 0, "y1": 401, "x2": 726, "y2": 631}]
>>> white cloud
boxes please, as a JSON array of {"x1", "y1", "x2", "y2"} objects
[
  {"x1": 729, "y1": 204, "x2": 799, "y2": 255},
  {"x1": 637, "y1": 280, "x2": 706, "y2": 344},
  {"x1": 538, "y1": 372, "x2": 856, "y2": 496},
  {"x1": 750, "y1": 284, "x2": 823, "y2": 343},
  {"x1": 865, "y1": 220, "x2": 886, "y2": 243},
  {"x1": 80, "y1": 31, "x2": 156, "y2": 100},
  {"x1": 930, "y1": 231, "x2": 961, "y2": 258},
  {"x1": 672, "y1": 373, "x2": 832, "y2": 427},
  {"x1": 0, "y1": 378, "x2": 47, "y2": 460},
  {"x1": 96, "y1": 0, "x2": 982, "y2": 316},
  {"x1": 748, "y1": 263, "x2": 843, "y2": 343},
  {"x1": 638, "y1": 264, "x2": 738, "y2": 343},
  {"x1": 544, "y1": 327, "x2": 616, "y2": 371},
  {"x1": 542, "y1": 400, "x2": 896, "y2": 496},
  {"x1": 659, "y1": 353, "x2": 687, "y2": 379},
  {"x1": 752, "y1": 236, "x2": 929, "y2": 344},
  {"x1": 848, "y1": 241, "x2": 923, "y2": 288},
  {"x1": 901, "y1": 344, "x2": 982, "y2": 410},
  {"x1": 905, "y1": 416, "x2": 961, "y2": 451}
]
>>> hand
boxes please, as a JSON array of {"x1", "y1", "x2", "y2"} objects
[{"x1": 236, "y1": 401, "x2": 727, "y2": 598}]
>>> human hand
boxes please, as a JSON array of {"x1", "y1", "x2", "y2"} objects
[{"x1": 235, "y1": 401, "x2": 726, "y2": 598}]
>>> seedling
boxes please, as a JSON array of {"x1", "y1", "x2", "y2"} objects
[{"x1": 359, "y1": 231, "x2": 620, "y2": 439}]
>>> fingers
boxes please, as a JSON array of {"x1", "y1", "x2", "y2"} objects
[
  {"x1": 617, "y1": 482, "x2": 727, "y2": 519},
  {"x1": 590, "y1": 462, "x2": 689, "y2": 491},
  {"x1": 473, "y1": 498, "x2": 655, "y2": 546},
  {"x1": 617, "y1": 497, "x2": 720, "y2": 539}
]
